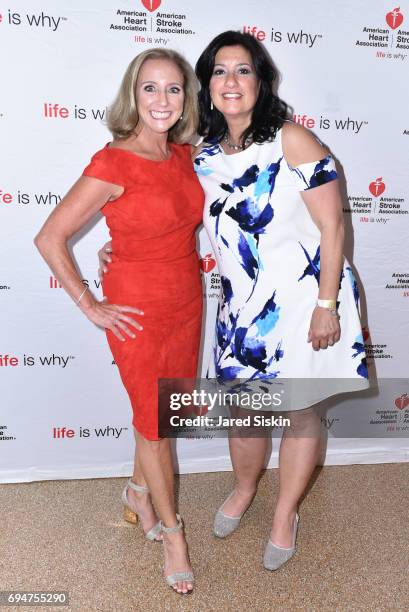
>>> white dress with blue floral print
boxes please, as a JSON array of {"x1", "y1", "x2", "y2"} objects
[{"x1": 195, "y1": 128, "x2": 368, "y2": 408}]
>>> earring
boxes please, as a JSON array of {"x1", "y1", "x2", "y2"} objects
[
  {"x1": 179, "y1": 114, "x2": 183, "y2": 121},
  {"x1": 210, "y1": 100, "x2": 214, "y2": 111}
]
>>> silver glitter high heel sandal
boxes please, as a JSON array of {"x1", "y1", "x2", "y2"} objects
[
  {"x1": 263, "y1": 513, "x2": 300, "y2": 571},
  {"x1": 121, "y1": 479, "x2": 162, "y2": 541},
  {"x1": 213, "y1": 490, "x2": 253, "y2": 538},
  {"x1": 160, "y1": 514, "x2": 194, "y2": 593}
]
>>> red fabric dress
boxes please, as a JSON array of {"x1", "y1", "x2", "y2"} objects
[{"x1": 83, "y1": 143, "x2": 204, "y2": 440}]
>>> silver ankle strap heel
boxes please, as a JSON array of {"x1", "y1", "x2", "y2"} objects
[
  {"x1": 160, "y1": 514, "x2": 194, "y2": 591},
  {"x1": 121, "y1": 478, "x2": 162, "y2": 541}
]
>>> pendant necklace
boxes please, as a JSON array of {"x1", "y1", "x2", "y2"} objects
[{"x1": 223, "y1": 133, "x2": 252, "y2": 151}]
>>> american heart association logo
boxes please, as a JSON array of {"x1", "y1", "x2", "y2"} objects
[
  {"x1": 386, "y1": 7, "x2": 404, "y2": 29},
  {"x1": 142, "y1": 0, "x2": 161, "y2": 12},
  {"x1": 395, "y1": 393, "x2": 409, "y2": 410},
  {"x1": 369, "y1": 177, "x2": 385, "y2": 197},
  {"x1": 200, "y1": 253, "x2": 216, "y2": 273}
]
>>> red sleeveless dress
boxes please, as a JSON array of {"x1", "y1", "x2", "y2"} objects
[{"x1": 83, "y1": 143, "x2": 204, "y2": 440}]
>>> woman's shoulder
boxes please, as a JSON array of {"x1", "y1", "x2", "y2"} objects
[
  {"x1": 83, "y1": 144, "x2": 115, "y2": 171},
  {"x1": 83, "y1": 143, "x2": 130, "y2": 186},
  {"x1": 281, "y1": 121, "x2": 328, "y2": 167},
  {"x1": 87, "y1": 142, "x2": 133, "y2": 165},
  {"x1": 87, "y1": 143, "x2": 111, "y2": 159}
]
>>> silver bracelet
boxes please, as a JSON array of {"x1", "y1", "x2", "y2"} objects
[
  {"x1": 75, "y1": 286, "x2": 88, "y2": 306},
  {"x1": 328, "y1": 309, "x2": 339, "y2": 317},
  {"x1": 323, "y1": 308, "x2": 339, "y2": 317}
]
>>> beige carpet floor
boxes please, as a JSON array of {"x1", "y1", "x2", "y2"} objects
[{"x1": 1, "y1": 463, "x2": 408, "y2": 611}]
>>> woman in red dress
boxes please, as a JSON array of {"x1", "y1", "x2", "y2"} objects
[{"x1": 35, "y1": 49, "x2": 203, "y2": 594}]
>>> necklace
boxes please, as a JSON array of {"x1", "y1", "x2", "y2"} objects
[{"x1": 223, "y1": 133, "x2": 252, "y2": 151}]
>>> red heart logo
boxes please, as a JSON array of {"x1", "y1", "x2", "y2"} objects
[
  {"x1": 362, "y1": 326, "x2": 370, "y2": 342},
  {"x1": 395, "y1": 393, "x2": 409, "y2": 410},
  {"x1": 386, "y1": 7, "x2": 404, "y2": 29},
  {"x1": 141, "y1": 0, "x2": 161, "y2": 12},
  {"x1": 369, "y1": 177, "x2": 385, "y2": 197},
  {"x1": 200, "y1": 253, "x2": 216, "y2": 273}
]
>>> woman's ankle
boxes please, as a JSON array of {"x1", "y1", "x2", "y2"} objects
[
  {"x1": 234, "y1": 483, "x2": 257, "y2": 496},
  {"x1": 273, "y1": 504, "x2": 298, "y2": 521}
]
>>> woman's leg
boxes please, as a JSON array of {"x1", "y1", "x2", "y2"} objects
[
  {"x1": 269, "y1": 407, "x2": 321, "y2": 546},
  {"x1": 136, "y1": 431, "x2": 193, "y2": 594},
  {"x1": 125, "y1": 432, "x2": 162, "y2": 538},
  {"x1": 220, "y1": 432, "x2": 269, "y2": 516}
]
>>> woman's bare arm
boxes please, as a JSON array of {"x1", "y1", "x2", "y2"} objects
[{"x1": 35, "y1": 176, "x2": 143, "y2": 341}]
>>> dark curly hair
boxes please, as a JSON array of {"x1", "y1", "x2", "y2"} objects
[{"x1": 195, "y1": 30, "x2": 289, "y2": 145}]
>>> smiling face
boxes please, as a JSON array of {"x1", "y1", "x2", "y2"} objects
[
  {"x1": 135, "y1": 58, "x2": 185, "y2": 135},
  {"x1": 209, "y1": 45, "x2": 260, "y2": 126}
]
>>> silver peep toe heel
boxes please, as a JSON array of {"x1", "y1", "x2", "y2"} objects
[{"x1": 160, "y1": 514, "x2": 194, "y2": 594}]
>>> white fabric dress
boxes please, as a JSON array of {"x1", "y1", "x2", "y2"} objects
[{"x1": 194, "y1": 128, "x2": 368, "y2": 409}]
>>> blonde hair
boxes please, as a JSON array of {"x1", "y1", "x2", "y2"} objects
[{"x1": 107, "y1": 48, "x2": 198, "y2": 143}]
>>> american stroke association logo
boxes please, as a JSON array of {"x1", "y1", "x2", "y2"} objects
[
  {"x1": 368, "y1": 177, "x2": 407, "y2": 217},
  {"x1": 110, "y1": 0, "x2": 195, "y2": 40},
  {"x1": 344, "y1": 176, "x2": 407, "y2": 221},
  {"x1": 356, "y1": 6, "x2": 408, "y2": 59}
]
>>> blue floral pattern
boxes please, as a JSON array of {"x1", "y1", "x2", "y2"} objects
[{"x1": 196, "y1": 129, "x2": 369, "y2": 392}]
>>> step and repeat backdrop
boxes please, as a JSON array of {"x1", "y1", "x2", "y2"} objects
[{"x1": 1, "y1": 1, "x2": 408, "y2": 482}]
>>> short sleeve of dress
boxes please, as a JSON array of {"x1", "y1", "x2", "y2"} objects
[
  {"x1": 286, "y1": 155, "x2": 338, "y2": 191},
  {"x1": 82, "y1": 146, "x2": 126, "y2": 189}
]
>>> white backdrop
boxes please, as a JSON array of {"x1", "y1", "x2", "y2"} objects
[{"x1": 1, "y1": 0, "x2": 408, "y2": 482}]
